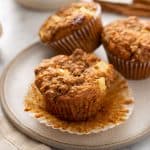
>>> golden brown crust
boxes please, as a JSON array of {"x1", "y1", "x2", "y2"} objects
[
  {"x1": 39, "y1": 2, "x2": 99, "y2": 42},
  {"x1": 34, "y1": 49, "x2": 115, "y2": 121},
  {"x1": 102, "y1": 16, "x2": 150, "y2": 62}
]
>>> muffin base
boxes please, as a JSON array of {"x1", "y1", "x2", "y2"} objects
[
  {"x1": 24, "y1": 72, "x2": 134, "y2": 135},
  {"x1": 106, "y1": 52, "x2": 150, "y2": 80},
  {"x1": 45, "y1": 86, "x2": 104, "y2": 122},
  {"x1": 49, "y1": 17, "x2": 102, "y2": 54}
]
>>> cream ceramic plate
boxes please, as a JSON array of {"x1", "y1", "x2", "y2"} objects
[{"x1": 0, "y1": 42, "x2": 150, "y2": 150}]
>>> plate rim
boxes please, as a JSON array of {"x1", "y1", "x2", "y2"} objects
[{"x1": 0, "y1": 41, "x2": 150, "y2": 150}]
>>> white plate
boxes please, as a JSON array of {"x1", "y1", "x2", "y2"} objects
[{"x1": 0, "y1": 42, "x2": 150, "y2": 150}]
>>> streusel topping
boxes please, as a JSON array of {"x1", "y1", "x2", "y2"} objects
[
  {"x1": 35, "y1": 49, "x2": 114, "y2": 101},
  {"x1": 39, "y1": 2, "x2": 99, "y2": 42},
  {"x1": 102, "y1": 16, "x2": 150, "y2": 62}
]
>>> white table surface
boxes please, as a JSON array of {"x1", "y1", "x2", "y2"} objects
[{"x1": 0, "y1": 0, "x2": 150, "y2": 150}]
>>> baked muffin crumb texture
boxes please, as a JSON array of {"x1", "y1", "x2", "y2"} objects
[
  {"x1": 102, "y1": 16, "x2": 150, "y2": 62},
  {"x1": 35, "y1": 49, "x2": 114, "y2": 102},
  {"x1": 40, "y1": 2, "x2": 100, "y2": 42}
]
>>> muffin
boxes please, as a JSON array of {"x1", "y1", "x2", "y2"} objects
[
  {"x1": 24, "y1": 73, "x2": 134, "y2": 134},
  {"x1": 102, "y1": 16, "x2": 150, "y2": 79},
  {"x1": 39, "y1": 2, "x2": 102, "y2": 54},
  {"x1": 34, "y1": 49, "x2": 115, "y2": 121}
]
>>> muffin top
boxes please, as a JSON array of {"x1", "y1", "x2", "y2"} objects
[
  {"x1": 35, "y1": 49, "x2": 114, "y2": 102},
  {"x1": 102, "y1": 16, "x2": 150, "y2": 62},
  {"x1": 39, "y1": 2, "x2": 100, "y2": 42}
]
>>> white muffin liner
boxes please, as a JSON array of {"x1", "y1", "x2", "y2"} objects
[
  {"x1": 48, "y1": 3, "x2": 102, "y2": 54},
  {"x1": 24, "y1": 72, "x2": 134, "y2": 135},
  {"x1": 106, "y1": 52, "x2": 150, "y2": 80}
]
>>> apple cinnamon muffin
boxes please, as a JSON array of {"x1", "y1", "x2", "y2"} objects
[
  {"x1": 102, "y1": 16, "x2": 150, "y2": 79},
  {"x1": 34, "y1": 49, "x2": 115, "y2": 121},
  {"x1": 39, "y1": 2, "x2": 102, "y2": 54}
]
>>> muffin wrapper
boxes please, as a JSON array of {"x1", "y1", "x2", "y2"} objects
[
  {"x1": 106, "y1": 52, "x2": 150, "y2": 80},
  {"x1": 45, "y1": 88, "x2": 105, "y2": 122},
  {"x1": 49, "y1": 16, "x2": 102, "y2": 54},
  {"x1": 24, "y1": 72, "x2": 134, "y2": 135}
]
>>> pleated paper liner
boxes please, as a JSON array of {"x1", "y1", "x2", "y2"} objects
[
  {"x1": 24, "y1": 72, "x2": 134, "y2": 135},
  {"x1": 106, "y1": 52, "x2": 150, "y2": 80},
  {"x1": 49, "y1": 4, "x2": 102, "y2": 54}
]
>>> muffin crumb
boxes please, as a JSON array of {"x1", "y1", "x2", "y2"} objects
[
  {"x1": 102, "y1": 16, "x2": 150, "y2": 62},
  {"x1": 34, "y1": 49, "x2": 115, "y2": 121},
  {"x1": 40, "y1": 2, "x2": 99, "y2": 42}
]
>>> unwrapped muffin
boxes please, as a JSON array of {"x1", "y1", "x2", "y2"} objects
[
  {"x1": 102, "y1": 16, "x2": 150, "y2": 79},
  {"x1": 34, "y1": 49, "x2": 115, "y2": 121},
  {"x1": 39, "y1": 2, "x2": 102, "y2": 54}
]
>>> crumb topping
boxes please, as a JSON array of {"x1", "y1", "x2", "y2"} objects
[
  {"x1": 39, "y1": 2, "x2": 98, "y2": 42},
  {"x1": 102, "y1": 16, "x2": 150, "y2": 62},
  {"x1": 35, "y1": 49, "x2": 114, "y2": 101}
]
